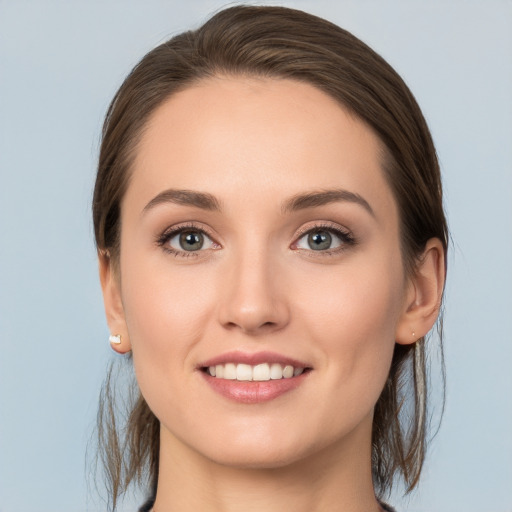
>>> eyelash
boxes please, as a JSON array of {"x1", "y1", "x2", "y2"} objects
[
  {"x1": 292, "y1": 222, "x2": 356, "y2": 256},
  {"x1": 155, "y1": 221, "x2": 356, "y2": 259},
  {"x1": 156, "y1": 222, "x2": 217, "y2": 259}
]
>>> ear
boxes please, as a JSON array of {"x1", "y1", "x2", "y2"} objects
[
  {"x1": 99, "y1": 251, "x2": 132, "y2": 354},
  {"x1": 395, "y1": 238, "x2": 446, "y2": 345}
]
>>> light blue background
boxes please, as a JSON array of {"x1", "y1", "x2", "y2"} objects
[{"x1": 1, "y1": 1, "x2": 511, "y2": 511}]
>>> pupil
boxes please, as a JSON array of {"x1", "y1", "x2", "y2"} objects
[
  {"x1": 180, "y1": 231, "x2": 203, "y2": 251},
  {"x1": 308, "y1": 231, "x2": 331, "y2": 251}
]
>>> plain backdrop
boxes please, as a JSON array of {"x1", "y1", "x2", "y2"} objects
[{"x1": 0, "y1": 1, "x2": 511, "y2": 511}]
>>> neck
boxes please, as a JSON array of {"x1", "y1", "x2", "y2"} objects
[{"x1": 152, "y1": 420, "x2": 382, "y2": 512}]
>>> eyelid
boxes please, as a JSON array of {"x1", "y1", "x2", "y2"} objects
[
  {"x1": 293, "y1": 220, "x2": 353, "y2": 240},
  {"x1": 157, "y1": 221, "x2": 217, "y2": 241}
]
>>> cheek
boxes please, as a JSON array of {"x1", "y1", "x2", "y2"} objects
[
  {"x1": 119, "y1": 251, "x2": 218, "y2": 394},
  {"x1": 293, "y1": 250, "x2": 405, "y2": 395}
]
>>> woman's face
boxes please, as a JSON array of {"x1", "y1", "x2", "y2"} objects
[{"x1": 114, "y1": 77, "x2": 414, "y2": 468}]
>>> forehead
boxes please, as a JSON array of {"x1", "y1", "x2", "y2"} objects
[{"x1": 127, "y1": 76, "x2": 396, "y2": 217}]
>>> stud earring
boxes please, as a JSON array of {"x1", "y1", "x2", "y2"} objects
[
  {"x1": 109, "y1": 334, "x2": 122, "y2": 345},
  {"x1": 412, "y1": 331, "x2": 416, "y2": 339}
]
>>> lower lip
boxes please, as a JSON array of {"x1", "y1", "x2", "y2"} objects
[{"x1": 200, "y1": 371, "x2": 310, "y2": 404}]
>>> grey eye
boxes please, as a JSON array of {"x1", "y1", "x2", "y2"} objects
[
  {"x1": 168, "y1": 230, "x2": 214, "y2": 252},
  {"x1": 179, "y1": 231, "x2": 204, "y2": 251},
  {"x1": 307, "y1": 231, "x2": 332, "y2": 250},
  {"x1": 295, "y1": 228, "x2": 344, "y2": 251}
]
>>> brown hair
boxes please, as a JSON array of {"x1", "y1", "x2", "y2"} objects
[{"x1": 93, "y1": 5, "x2": 448, "y2": 509}]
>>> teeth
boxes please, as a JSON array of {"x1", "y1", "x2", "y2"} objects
[
  {"x1": 282, "y1": 365, "x2": 294, "y2": 378},
  {"x1": 236, "y1": 363, "x2": 252, "y2": 381},
  {"x1": 270, "y1": 363, "x2": 283, "y2": 379},
  {"x1": 207, "y1": 362, "x2": 305, "y2": 381},
  {"x1": 224, "y1": 363, "x2": 236, "y2": 380},
  {"x1": 253, "y1": 363, "x2": 270, "y2": 381}
]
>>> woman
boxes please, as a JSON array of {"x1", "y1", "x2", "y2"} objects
[{"x1": 93, "y1": 5, "x2": 447, "y2": 512}]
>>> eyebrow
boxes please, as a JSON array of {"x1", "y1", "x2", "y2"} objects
[
  {"x1": 142, "y1": 187, "x2": 374, "y2": 218},
  {"x1": 282, "y1": 189, "x2": 375, "y2": 217},
  {"x1": 142, "y1": 189, "x2": 222, "y2": 214}
]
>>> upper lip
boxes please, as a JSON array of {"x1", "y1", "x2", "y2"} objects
[{"x1": 198, "y1": 350, "x2": 311, "y2": 369}]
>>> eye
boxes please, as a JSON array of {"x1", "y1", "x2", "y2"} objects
[
  {"x1": 168, "y1": 229, "x2": 215, "y2": 252},
  {"x1": 156, "y1": 224, "x2": 219, "y2": 257},
  {"x1": 294, "y1": 225, "x2": 355, "y2": 252}
]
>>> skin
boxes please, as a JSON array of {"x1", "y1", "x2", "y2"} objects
[{"x1": 101, "y1": 77, "x2": 445, "y2": 512}]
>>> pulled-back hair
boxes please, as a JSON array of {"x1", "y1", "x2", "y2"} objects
[{"x1": 93, "y1": 5, "x2": 448, "y2": 509}]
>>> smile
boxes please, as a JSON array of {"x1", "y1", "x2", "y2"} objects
[
  {"x1": 199, "y1": 352, "x2": 312, "y2": 403},
  {"x1": 206, "y1": 363, "x2": 305, "y2": 381}
]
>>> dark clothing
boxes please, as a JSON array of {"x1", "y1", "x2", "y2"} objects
[
  {"x1": 139, "y1": 497, "x2": 154, "y2": 512},
  {"x1": 139, "y1": 497, "x2": 396, "y2": 511}
]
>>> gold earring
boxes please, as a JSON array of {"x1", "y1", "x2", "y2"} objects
[{"x1": 109, "y1": 334, "x2": 122, "y2": 345}]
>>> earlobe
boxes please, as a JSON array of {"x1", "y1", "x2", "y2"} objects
[
  {"x1": 395, "y1": 238, "x2": 446, "y2": 345},
  {"x1": 99, "y1": 251, "x2": 132, "y2": 354}
]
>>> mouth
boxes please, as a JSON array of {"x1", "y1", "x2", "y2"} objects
[
  {"x1": 201, "y1": 362, "x2": 309, "y2": 381},
  {"x1": 198, "y1": 351, "x2": 312, "y2": 403}
]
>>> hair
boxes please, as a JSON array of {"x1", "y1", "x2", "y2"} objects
[{"x1": 92, "y1": 5, "x2": 448, "y2": 510}]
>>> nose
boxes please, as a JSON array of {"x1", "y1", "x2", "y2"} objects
[{"x1": 217, "y1": 248, "x2": 290, "y2": 336}]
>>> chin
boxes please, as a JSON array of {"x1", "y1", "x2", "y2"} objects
[
  {"x1": 188, "y1": 422, "x2": 343, "y2": 471},
  {"x1": 204, "y1": 443, "x2": 310, "y2": 470}
]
